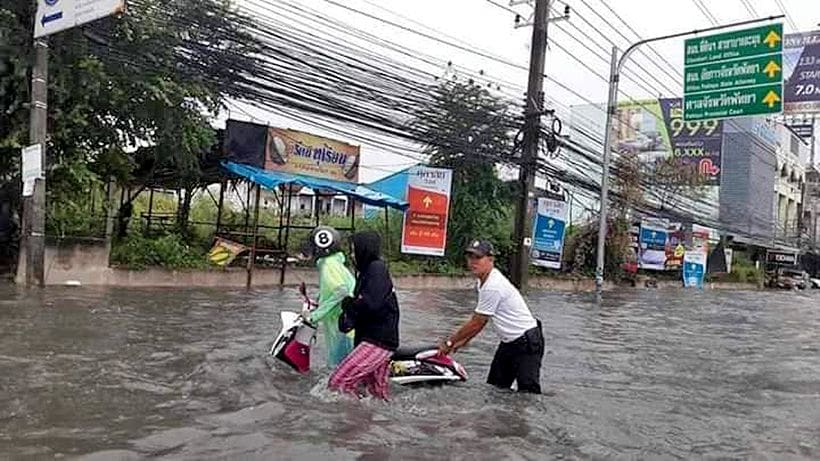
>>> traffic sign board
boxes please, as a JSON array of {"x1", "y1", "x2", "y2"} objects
[
  {"x1": 34, "y1": 0, "x2": 125, "y2": 39},
  {"x1": 684, "y1": 23, "x2": 783, "y2": 66},
  {"x1": 684, "y1": 23, "x2": 784, "y2": 121},
  {"x1": 684, "y1": 83, "x2": 783, "y2": 121},
  {"x1": 684, "y1": 54, "x2": 782, "y2": 94}
]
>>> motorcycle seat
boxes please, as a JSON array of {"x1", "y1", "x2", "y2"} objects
[{"x1": 391, "y1": 345, "x2": 437, "y2": 361}]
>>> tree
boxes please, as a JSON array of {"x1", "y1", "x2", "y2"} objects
[
  {"x1": 411, "y1": 79, "x2": 519, "y2": 267},
  {"x1": 565, "y1": 149, "x2": 643, "y2": 278},
  {"x1": 0, "y1": 0, "x2": 265, "y2": 235},
  {"x1": 645, "y1": 157, "x2": 709, "y2": 212}
]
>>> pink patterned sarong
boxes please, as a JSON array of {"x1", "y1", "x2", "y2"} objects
[{"x1": 329, "y1": 341, "x2": 392, "y2": 400}]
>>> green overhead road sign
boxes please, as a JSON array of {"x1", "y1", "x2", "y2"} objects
[
  {"x1": 684, "y1": 83, "x2": 782, "y2": 120},
  {"x1": 684, "y1": 23, "x2": 784, "y2": 121},
  {"x1": 685, "y1": 24, "x2": 783, "y2": 65},
  {"x1": 685, "y1": 54, "x2": 782, "y2": 93}
]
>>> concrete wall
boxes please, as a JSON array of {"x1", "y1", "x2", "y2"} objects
[
  {"x1": 20, "y1": 239, "x2": 759, "y2": 292},
  {"x1": 16, "y1": 238, "x2": 111, "y2": 286}
]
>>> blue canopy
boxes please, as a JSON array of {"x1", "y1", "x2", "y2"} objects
[
  {"x1": 222, "y1": 161, "x2": 408, "y2": 210},
  {"x1": 366, "y1": 166, "x2": 416, "y2": 200}
]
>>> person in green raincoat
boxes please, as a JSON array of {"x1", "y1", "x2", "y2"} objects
[{"x1": 300, "y1": 226, "x2": 356, "y2": 368}]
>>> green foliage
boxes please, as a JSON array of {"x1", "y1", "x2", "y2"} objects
[
  {"x1": 562, "y1": 218, "x2": 633, "y2": 280},
  {"x1": 710, "y1": 250, "x2": 763, "y2": 284},
  {"x1": 110, "y1": 233, "x2": 208, "y2": 270},
  {"x1": 46, "y1": 160, "x2": 107, "y2": 238},
  {"x1": 0, "y1": 0, "x2": 265, "y2": 228},
  {"x1": 412, "y1": 80, "x2": 518, "y2": 268}
]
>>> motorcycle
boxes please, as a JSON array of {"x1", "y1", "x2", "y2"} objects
[{"x1": 269, "y1": 283, "x2": 467, "y2": 385}]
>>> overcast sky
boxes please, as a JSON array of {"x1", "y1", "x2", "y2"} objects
[{"x1": 223, "y1": 0, "x2": 820, "y2": 182}]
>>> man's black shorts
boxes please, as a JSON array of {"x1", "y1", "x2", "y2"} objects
[{"x1": 487, "y1": 320, "x2": 544, "y2": 394}]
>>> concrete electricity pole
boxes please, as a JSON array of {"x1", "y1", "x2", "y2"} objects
[
  {"x1": 510, "y1": 0, "x2": 550, "y2": 289},
  {"x1": 21, "y1": 40, "x2": 49, "y2": 287}
]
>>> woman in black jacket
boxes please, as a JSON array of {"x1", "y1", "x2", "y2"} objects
[{"x1": 328, "y1": 231, "x2": 399, "y2": 400}]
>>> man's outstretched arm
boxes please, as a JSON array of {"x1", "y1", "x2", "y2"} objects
[{"x1": 438, "y1": 313, "x2": 490, "y2": 355}]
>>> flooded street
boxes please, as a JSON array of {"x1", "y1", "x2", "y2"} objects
[{"x1": 1, "y1": 285, "x2": 819, "y2": 459}]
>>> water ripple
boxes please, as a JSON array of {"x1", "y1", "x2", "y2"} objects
[{"x1": 0, "y1": 285, "x2": 818, "y2": 459}]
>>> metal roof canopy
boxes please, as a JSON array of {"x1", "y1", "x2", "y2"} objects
[
  {"x1": 222, "y1": 161, "x2": 408, "y2": 210},
  {"x1": 221, "y1": 161, "x2": 406, "y2": 287}
]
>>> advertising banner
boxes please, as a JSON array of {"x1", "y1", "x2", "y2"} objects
[
  {"x1": 691, "y1": 224, "x2": 713, "y2": 255},
  {"x1": 665, "y1": 225, "x2": 686, "y2": 270},
  {"x1": 266, "y1": 127, "x2": 360, "y2": 182},
  {"x1": 530, "y1": 198, "x2": 568, "y2": 269},
  {"x1": 401, "y1": 167, "x2": 453, "y2": 256},
  {"x1": 616, "y1": 98, "x2": 723, "y2": 186},
  {"x1": 639, "y1": 218, "x2": 669, "y2": 271},
  {"x1": 784, "y1": 31, "x2": 820, "y2": 114},
  {"x1": 683, "y1": 252, "x2": 707, "y2": 288},
  {"x1": 766, "y1": 250, "x2": 798, "y2": 266},
  {"x1": 208, "y1": 238, "x2": 248, "y2": 267}
]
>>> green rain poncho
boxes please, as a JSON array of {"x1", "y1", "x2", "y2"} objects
[{"x1": 309, "y1": 251, "x2": 356, "y2": 368}]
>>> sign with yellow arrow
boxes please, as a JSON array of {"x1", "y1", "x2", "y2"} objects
[{"x1": 684, "y1": 23, "x2": 783, "y2": 121}]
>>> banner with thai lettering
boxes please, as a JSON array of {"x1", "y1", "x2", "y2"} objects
[
  {"x1": 615, "y1": 98, "x2": 723, "y2": 186},
  {"x1": 784, "y1": 31, "x2": 820, "y2": 114},
  {"x1": 639, "y1": 218, "x2": 669, "y2": 271},
  {"x1": 665, "y1": 224, "x2": 686, "y2": 270},
  {"x1": 401, "y1": 167, "x2": 453, "y2": 256},
  {"x1": 266, "y1": 127, "x2": 360, "y2": 182},
  {"x1": 530, "y1": 198, "x2": 568, "y2": 269},
  {"x1": 683, "y1": 252, "x2": 706, "y2": 289}
]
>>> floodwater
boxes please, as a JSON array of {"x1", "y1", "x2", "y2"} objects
[{"x1": 1, "y1": 285, "x2": 819, "y2": 460}]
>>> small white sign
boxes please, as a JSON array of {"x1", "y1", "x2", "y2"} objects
[
  {"x1": 22, "y1": 144, "x2": 43, "y2": 180},
  {"x1": 23, "y1": 179, "x2": 36, "y2": 197},
  {"x1": 34, "y1": 0, "x2": 126, "y2": 39},
  {"x1": 22, "y1": 144, "x2": 44, "y2": 197}
]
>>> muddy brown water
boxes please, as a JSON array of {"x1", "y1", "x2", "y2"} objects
[{"x1": 1, "y1": 286, "x2": 819, "y2": 459}]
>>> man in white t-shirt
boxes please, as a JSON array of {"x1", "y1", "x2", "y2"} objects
[{"x1": 438, "y1": 239, "x2": 544, "y2": 393}]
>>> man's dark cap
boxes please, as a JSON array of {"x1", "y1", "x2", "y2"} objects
[{"x1": 464, "y1": 239, "x2": 496, "y2": 257}]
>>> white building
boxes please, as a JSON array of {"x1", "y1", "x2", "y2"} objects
[
  {"x1": 774, "y1": 125, "x2": 810, "y2": 244},
  {"x1": 215, "y1": 182, "x2": 351, "y2": 217},
  {"x1": 260, "y1": 187, "x2": 350, "y2": 217}
]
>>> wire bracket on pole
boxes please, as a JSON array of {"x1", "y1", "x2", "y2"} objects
[{"x1": 512, "y1": 1, "x2": 570, "y2": 28}]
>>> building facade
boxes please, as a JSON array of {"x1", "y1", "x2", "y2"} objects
[
  {"x1": 773, "y1": 124, "x2": 810, "y2": 245},
  {"x1": 719, "y1": 117, "x2": 779, "y2": 245}
]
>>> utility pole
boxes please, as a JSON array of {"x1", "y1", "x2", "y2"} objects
[
  {"x1": 21, "y1": 39, "x2": 49, "y2": 287},
  {"x1": 511, "y1": 0, "x2": 550, "y2": 289}
]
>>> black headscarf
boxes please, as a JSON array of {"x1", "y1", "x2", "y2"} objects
[{"x1": 351, "y1": 231, "x2": 382, "y2": 272}]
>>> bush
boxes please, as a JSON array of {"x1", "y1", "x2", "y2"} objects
[{"x1": 110, "y1": 233, "x2": 208, "y2": 270}]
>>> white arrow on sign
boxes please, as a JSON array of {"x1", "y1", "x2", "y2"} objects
[{"x1": 35, "y1": 0, "x2": 125, "y2": 39}]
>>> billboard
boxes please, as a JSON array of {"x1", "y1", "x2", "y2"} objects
[
  {"x1": 683, "y1": 252, "x2": 706, "y2": 289},
  {"x1": 615, "y1": 98, "x2": 724, "y2": 186},
  {"x1": 266, "y1": 128, "x2": 360, "y2": 182},
  {"x1": 639, "y1": 218, "x2": 669, "y2": 271},
  {"x1": 784, "y1": 31, "x2": 820, "y2": 114},
  {"x1": 401, "y1": 167, "x2": 453, "y2": 256},
  {"x1": 766, "y1": 250, "x2": 798, "y2": 266},
  {"x1": 530, "y1": 198, "x2": 568, "y2": 269}
]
